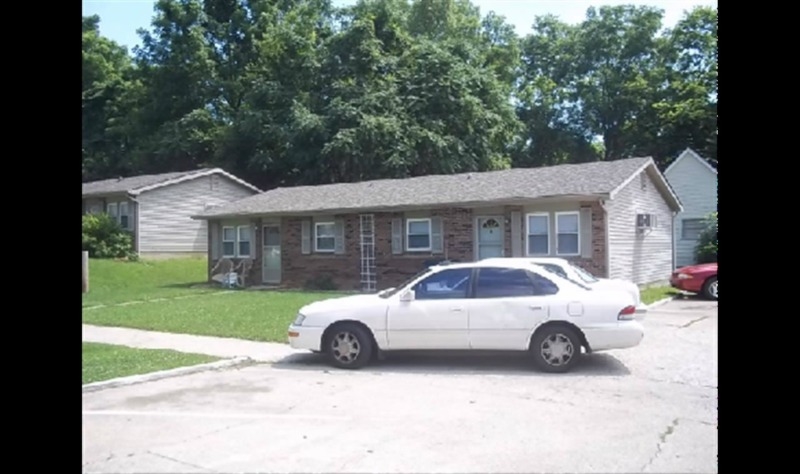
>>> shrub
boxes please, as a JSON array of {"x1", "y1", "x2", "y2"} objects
[
  {"x1": 694, "y1": 211, "x2": 717, "y2": 264},
  {"x1": 304, "y1": 274, "x2": 338, "y2": 291},
  {"x1": 82, "y1": 213, "x2": 137, "y2": 260}
]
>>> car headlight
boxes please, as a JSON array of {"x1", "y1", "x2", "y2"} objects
[
  {"x1": 293, "y1": 313, "x2": 306, "y2": 326},
  {"x1": 677, "y1": 273, "x2": 693, "y2": 279}
]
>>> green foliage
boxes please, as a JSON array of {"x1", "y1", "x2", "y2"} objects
[
  {"x1": 83, "y1": 342, "x2": 220, "y2": 384},
  {"x1": 81, "y1": 2, "x2": 718, "y2": 187},
  {"x1": 82, "y1": 213, "x2": 137, "y2": 260},
  {"x1": 694, "y1": 212, "x2": 717, "y2": 263},
  {"x1": 304, "y1": 274, "x2": 338, "y2": 291}
]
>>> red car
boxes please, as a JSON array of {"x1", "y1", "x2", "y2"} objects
[{"x1": 670, "y1": 263, "x2": 717, "y2": 300}]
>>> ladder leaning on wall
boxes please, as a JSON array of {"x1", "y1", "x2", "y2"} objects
[{"x1": 359, "y1": 214, "x2": 377, "y2": 293}]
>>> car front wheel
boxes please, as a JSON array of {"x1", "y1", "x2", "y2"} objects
[
  {"x1": 325, "y1": 323, "x2": 374, "y2": 369},
  {"x1": 530, "y1": 325, "x2": 581, "y2": 373},
  {"x1": 702, "y1": 276, "x2": 718, "y2": 300}
]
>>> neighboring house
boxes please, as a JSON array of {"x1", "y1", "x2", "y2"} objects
[
  {"x1": 82, "y1": 168, "x2": 261, "y2": 257},
  {"x1": 663, "y1": 149, "x2": 718, "y2": 268},
  {"x1": 193, "y1": 157, "x2": 682, "y2": 291}
]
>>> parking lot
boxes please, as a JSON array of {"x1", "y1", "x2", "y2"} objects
[{"x1": 82, "y1": 297, "x2": 717, "y2": 473}]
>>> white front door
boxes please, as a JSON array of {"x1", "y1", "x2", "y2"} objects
[
  {"x1": 262, "y1": 225, "x2": 281, "y2": 284},
  {"x1": 476, "y1": 216, "x2": 504, "y2": 260},
  {"x1": 386, "y1": 267, "x2": 473, "y2": 350}
]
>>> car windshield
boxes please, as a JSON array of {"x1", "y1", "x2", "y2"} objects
[
  {"x1": 378, "y1": 268, "x2": 433, "y2": 298},
  {"x1": 532, "y1": 264, "x2": 592, "y2": 291},
  {"x1": 569, "y1": 263, "x2": 599, "y2": 283}
]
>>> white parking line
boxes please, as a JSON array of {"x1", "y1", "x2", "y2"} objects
[{"x1": 82, "y1": 410, "x2": 350, "y2": 421}]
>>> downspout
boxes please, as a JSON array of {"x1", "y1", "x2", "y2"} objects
[
  {"x1": 671, "y1": 210, "x2": 678, "y2": 270},
  {"x1": 598, "y1": 198, "x2": 611, "y2": 279}
]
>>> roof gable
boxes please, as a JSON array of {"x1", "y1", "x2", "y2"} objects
[
  {"x1": 664, "y1": 148, "x2": 717, "y2": 176},
  {"x1": 196, "y1": 157, "x2": 682, "y2": 218},
  {"x1": 82, "y1": 168, "x2": 261, "y2": 197}
]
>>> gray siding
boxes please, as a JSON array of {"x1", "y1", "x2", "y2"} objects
[
  {"x1": 607, "y1": 170, "x2": 674, "y2": 285},
  {"x1": 138, "y1": 175, "x2": 257, "y2": 253},
  {"x1": 665, "y1": 155, "x2": 718, "y2": 268}
]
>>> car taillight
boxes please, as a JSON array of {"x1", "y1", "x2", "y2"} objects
[{"x1": 618, "y1": 305, "x2": 636, "y2": 320}]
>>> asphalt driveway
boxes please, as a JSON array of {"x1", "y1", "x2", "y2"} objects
[{"x1": 82, "y1": 297, "x2": 718, "y2": 473}]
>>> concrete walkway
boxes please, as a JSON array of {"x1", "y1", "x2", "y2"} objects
[{"x1": 82, "y1": 324, "x2": 304, "y2": 362}]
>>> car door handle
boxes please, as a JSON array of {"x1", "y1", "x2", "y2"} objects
[
  {"x1": 529, "y1": 305, "x2": 543, "y2": 310},
  {"x1": 451, "y1": 308, "x2": 463, "y2": 312}
]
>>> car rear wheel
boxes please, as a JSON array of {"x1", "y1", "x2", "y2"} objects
[
  {"x1": 530, "y1": 325, "x2": 581, "y2": 373},
  {"x1": 325, "y1": 323, "x2": 374, "y2": 370},
  {"x1": 702, "y1": 276, "x2": 718, "y2": 300}
]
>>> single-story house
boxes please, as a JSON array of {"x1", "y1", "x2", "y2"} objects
[
  {"x1": 82, "y1": 168, "x2": 261, "y2": 257},
  {"x1": 663, "y1": 148, "x2": 718, "y2": 268},
  {"x1": 193, "y1": 157, "x2": 682, "y2": 291}
]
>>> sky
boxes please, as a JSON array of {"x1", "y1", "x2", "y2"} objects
[{"x1": 83, "y1": 0, "x2": 718, "y2": 51}]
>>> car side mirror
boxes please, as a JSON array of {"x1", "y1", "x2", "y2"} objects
[{"x1": 399, "y1": 290, "x2": 415, "y2": 302}]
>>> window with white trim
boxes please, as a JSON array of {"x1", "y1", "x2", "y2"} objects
[
  {"x1": 107, "y1": 203, "x2": 118, "y2": 221},
  {"x1": 118, "y1": 202, "x2": 130, "y2": 229},
  {"x1": 406, "y1": 218, "x2": 432, "y2": 252},
  {"x1": 556, "y1": 211, "x2": 580, "y2": 256},
  {"x1": 526, "y1": 213, "x2": 549, "y2": 255},
  {"x1": 237, "y1": 226, "x2": 251, "y2": 257},
  {"x1": 222, "y1": 226, "x2": 236, "y2": 257},
  {"x1": 681, "y1": 218, "x2": 705, "y2": 240},
  {"x1": 315, "y1": 222, "x2": 335, "y2": 252}
]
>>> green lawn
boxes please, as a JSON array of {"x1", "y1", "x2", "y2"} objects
[
  {"x1": 83, "y1": 290, "x2": 340, "y2": 342},
  {"x1": 640, "y1": 286, "x2": 680, "y2": 305},
  {"x1": 82, "y1": 257, "x2": 344, "y2": 341},
  {"x1": 82, "y1": 257, "x2": 214, "y2": 307},
  {"x1": 82, "y1": 342, "x2": 220, "y2": 384}
]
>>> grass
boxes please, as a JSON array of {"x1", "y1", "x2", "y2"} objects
[
  {"x1": 83, "y1": 290, "x2": 339, "y2": 342},
  {"x1": 82, "y1": 342, "x2": 220, "y2": 384},
  {"x1": 640, "y1": 285, "x2": 680, "y2": 305},
  {"x1": 82, "y1": 256, "x2": 214, "y2": 307}
]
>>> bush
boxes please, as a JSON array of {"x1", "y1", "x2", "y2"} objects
[
  {"x1": 82, "y1": 213, "x2": 137, "y2": 260},
  {"x1": 304, "y1": 274, "x2": 338, "y2": 291},
  {"x1": 694, "y1": 211, "x2": 717, "y2": 264}
]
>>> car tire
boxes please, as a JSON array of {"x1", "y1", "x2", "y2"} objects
[
  {"x1": 325, "y1": 323, "x2": 374, "y2": 370},
  {"x1": 530, "y1": 325, "x2": 581, "y2": 373},
  {"x1": 702, "y1": 276, "x2": 718, "y2": 301}
]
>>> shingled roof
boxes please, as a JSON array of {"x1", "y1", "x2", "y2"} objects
[
  {"x1": 195, "y1": 157, "x2": 681, "y2": 218},
  {"x1": 82, "y1": 168, "x2": 260, "y2": 197}
]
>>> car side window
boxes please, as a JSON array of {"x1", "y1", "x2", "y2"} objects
[
  {"x1": 474, "y1": 268, "x2": 537, "y2": 298},
  {"x1": 528, "y1": 271, "x2": 559, "y2": 296},
  {"x1": 541, "y1": 263, "x2": 568, "y2": 280},
  {"x1": 412, "y1": 268, "x2": 472, "y2": 300}
]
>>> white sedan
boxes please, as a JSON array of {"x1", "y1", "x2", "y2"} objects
[
  {"x1": 483, "y1": 257, "x2": 647, "y2": 316},
  {"x1": 288, "y1": 260, "x2": 644, "y2": 373}
]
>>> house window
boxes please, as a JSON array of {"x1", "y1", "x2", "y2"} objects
[
  {"x1": 118, "y1": 202, "x2": 130, "y2": 229},
  {"x1": 315, "y1": 222, "x2": 335, "y2": 252},
  {"x1": 237, "y1": 226, "x2": 251, "y2": 257},
  {"x1": 406, "y1": 218, "x2": 432, "y2": 252},
  {"x1": 526, "y1": 213, "x2": 549, "y2": 255},
  {"x1": 681, "y1": 218, "x2": 706, "y2": 240},
  {"x1": 222, "y1": 227, "x2": 236, "y2": 257},
  {"x1": 222, "y1": 225, "x2": 252, "y2": 257},
  {"x1": 107, "y1": 203, "x2": 118, "y2": 221},
  {"x1": 556, "y1": 212, "x2": 580, "y2": 256}
]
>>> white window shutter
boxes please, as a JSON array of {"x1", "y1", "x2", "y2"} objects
[
  {"x1": 580, "y1": 207, "x2": 593, "y2": 259},
  {"x1": 301, "y1": 220, "x2": 311, "y2": 255},
  {"x1": 431, "y1": 217, "x2": 443, "y2": 254},
  {"x1": 391, "y1": 218, "x2": 403, "y2": 254},
  {"x1": 511, "y1": 211, "x2": 522, "y2": 257},
  {"x1": 334, "y1": 218, "x2": 345, "y2": 255}
]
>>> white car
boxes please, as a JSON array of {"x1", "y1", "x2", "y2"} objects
[
  {"x1": 288, "y1": 259, "x2": 644, "y2": 373},
  {"x1": 482, "y1": 257, "x2": 647, "y2": 317}
]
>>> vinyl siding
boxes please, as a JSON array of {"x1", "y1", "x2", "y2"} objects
[
  {"x1": 607, "y1": 169, "x2": 674, "y2": 285},
  {"x1": 138, "y1": 175, "x2": 257, "y2": 253},
  {"x1": 665, "y1": 156, "x2": 718, "y2": 268}
]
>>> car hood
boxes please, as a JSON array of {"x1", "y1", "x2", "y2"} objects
[
  {"x1": 677, "y1": 263, "x2": 718, "y2": 274},
  {"x1": 300, "y1": 293, "x2": 386, "y2": 316}
]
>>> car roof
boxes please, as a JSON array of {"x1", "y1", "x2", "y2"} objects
[{"x1": 480, "y1": 257, "x2": 571, "y2": 266}]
